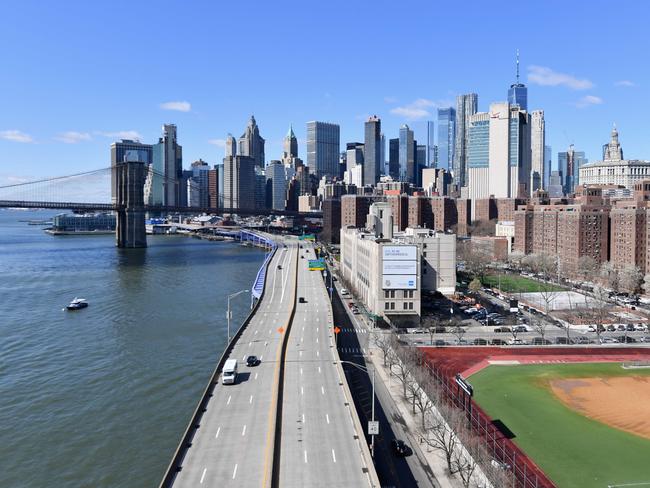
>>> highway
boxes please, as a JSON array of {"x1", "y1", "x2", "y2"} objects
[
  {"x1": 279, "y1": 242, "x2": 375, "y2": 487},
  {"x1": 172, "y1": 241, "x2": 297, "y2": 487}
]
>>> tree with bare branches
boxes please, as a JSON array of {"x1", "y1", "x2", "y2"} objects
[
  {"x1": 600, "y1": 261, "x2": 619, "y2": 293},
  {"x1": 452, "y1": 433, "x2": 481, "y2": 488},
  {"x1": 577, "y1": 255, "x2": 599, "y2": 283},
  {"x1": 421, "y1": 402, "x2": 463, "y2": 474},
  {"x1": 372, "y1": 330, "x2": 392, "y2": 367},
  {"x1": 619, "y1": 265, "x2": 643, "y2": 294}
]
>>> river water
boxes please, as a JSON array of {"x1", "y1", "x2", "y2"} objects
[{"x1": 0, "y1": 210, "x2": 266, "y2": 487}]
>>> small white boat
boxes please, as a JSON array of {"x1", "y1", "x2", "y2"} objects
[{"x1": 66, "y1": 298, "x2": 88, "y2": 310}]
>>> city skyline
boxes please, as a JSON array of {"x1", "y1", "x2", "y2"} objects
[{"x1": 2, "y1": 0, "x2": 650, "y2": 186}]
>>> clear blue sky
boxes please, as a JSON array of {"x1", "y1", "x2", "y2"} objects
[{"x1": 2, "y1": 0, "x2": 649, "y2": 187}]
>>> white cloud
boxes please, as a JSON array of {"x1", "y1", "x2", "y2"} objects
[
  {"x1": 55, "y1": 131, "x2": 91, "y2": 144},
  {"x1": 208, "y1": 138, "x2": 226, "y2": 147},
  {"x1": 0, "y1": 130, "x2": 34, "y2": 143},
  {"x1": 160, "y1": 101, "x2": 191, "y2": 112},
  {"x1": 615, "y1": 80, "x2": 636, "y2": 87},
  {"x1": 390, "y1": 98, "x2": 438, "y2": 121},
  {"x1": 96, "y1": 130, "x2": 144, "y2": 141},
  {"x1": 528, "y1": 65, "x2": 593, "y2": 90},
  {"x1": 384, "y1": 96, "x2": 398, "y2": 103},
  {"x1": 575, "y1": 95, "x2": 603, "y2": 108}
]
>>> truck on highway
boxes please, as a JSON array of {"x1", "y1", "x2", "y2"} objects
[{"x1": 222, "y1": 359, "x2": 238, "y2": 385}]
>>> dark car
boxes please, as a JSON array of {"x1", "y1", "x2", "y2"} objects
[
  {"x1": 490, "y1": 338, "x2": 507, "y2": 345},
  {"x1": 277, "y1": 265, "x2": 282, "y2": 269},
  {"x1": 494, "y1": 327, "x2": 511, "y2": 333},
  {"x1": 555, "y1": 336, "x2": 574, "y2": 344},
  {"x1": 473, "y1": 338, "x2": 488, "y2": 345},
  {"x1": 391, "y1": 439, "x2": 409, "y2": 457},
  {"x1": 626, "y1": 324, "x2": 635, "y2": 332},
  {"x1": 618, "y1": 335, "x2": 637, "y2": 343},
  {"x1": 246, "y1": 355, "x2": 261, "y2": 367},
  {"x1": 434, "y1": 339, "x2": 448, "y2": 347},
  {"x1": 299, "y1": 297, "x2": 306, "y2": 303},
  {"x1": 531, "y1": 337, "x2": 552, "y2": 345},
  {"x1": 606, "y1": 325, "x2": 616, "y2": 332}
]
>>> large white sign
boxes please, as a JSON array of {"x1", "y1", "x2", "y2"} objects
[
  {"x1": 382, "y1": 260, "x2": 417, "y2": 275},
  {"x1": 382, "y1": 245, "x2": 417, "y2": 261},
  {"x1": 382, "y1": 275, "x2": 417, "y2": 290}
]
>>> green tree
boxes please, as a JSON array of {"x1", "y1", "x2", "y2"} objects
[{"x1": 469, "y1": 277, "x2": 482, "y2": 293}]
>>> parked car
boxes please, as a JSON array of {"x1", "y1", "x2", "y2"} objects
[
  {"x1": 340, "y1": 288, "x2": 349, "y2": 296},
  {"x1": 618, "y1": 335, "x2": 637, "y2": 343},
  {"x1": 513, "y1": 325, "x2": 528, "y2": 333},
  {"x1": 473, "y1": 338, "x2": 488, "y2": 345},
  {"x1": 494, "y1": 327, "x2": 511, "y2": 333},
  {"x1": 391, "y1": 439, "x2": 409, "y2": 457},
  {"x1": 634, "y1": 324, "x2": 647, "y2": 332},
  {"x1": 433, "y1": 339, "x2": 448, "y2": 346},
  {"x1": 617, "y1": 324, "x2": 627, "y2": 331},
  {"x1": 575, "y1": 336, "x2": 592, "y2": 344},
  {"x1": 507, "y1": 338, "x2": 527, "y2": 345},
  {"x1": 600, "y1": 336, "x2": 619, "y2": 344},
  {"x1": 606, "y1": 325, "x2": 617, "y2": 332},
  {"x1": 490, "y1": 338, "x2": 507, "y2": 345},
  {"x1": 531, "y1": 337, "x2": 552, "y2": 345},
  {"x1": 626, "y1": 324, "x2": 635, "y2": 332},
  {"x1": 555, "y1": 336, "x2": 574, "y2": 344}
]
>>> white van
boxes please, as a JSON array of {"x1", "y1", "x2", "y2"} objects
[
  {"x1": 340, "y1": 288, "x2": 349, "y2": 296},
  {"x1": 222, "y1": 359, "x2": 238, "y2": 385}
]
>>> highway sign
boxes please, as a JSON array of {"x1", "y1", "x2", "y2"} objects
[
  {"x1": 277, "y1": 326, "x2": 284, "y2": 334},
  {"x1": 333, "y1": 326, "x2": 341, "y2": 334},
  {"x1": 368, "y1": 421, "x2": 379, "y2": 435}
]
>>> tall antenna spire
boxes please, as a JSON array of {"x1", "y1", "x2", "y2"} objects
[{"x1": 516, "y1": 49, "x2": 520, "y2": 84}]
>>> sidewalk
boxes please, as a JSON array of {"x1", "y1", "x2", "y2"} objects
[{"x1": 331, "y1": 271, "x2": 461, "y2": 488}]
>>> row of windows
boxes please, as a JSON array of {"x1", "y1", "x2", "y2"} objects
[
  {"x1": 384, "y1": 290, "x2": 415, "y2": 298},
  {"x1": 384, "y1": 302, "x2": 415, "y2": 311}
]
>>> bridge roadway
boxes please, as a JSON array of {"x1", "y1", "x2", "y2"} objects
[
  {"x1": 172, "y1": 240, "x2": 297, "y2": 487},
  {"x1": 279, "y1": 242, "x2": 374, "y2": 487}
]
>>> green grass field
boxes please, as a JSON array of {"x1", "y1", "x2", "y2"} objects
[
  {"x1": 470, "y1": 363, "x2": 650, "y2": 488},
  {"x1": 481, "y1": 274, "x2": 564, "y2": 293}
]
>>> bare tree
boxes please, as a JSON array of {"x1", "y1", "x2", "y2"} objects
[
  {"x1": 450, "y1": 323, "x2": 467, "y2": 345},
  {"x1": 421, "y1": 402, "x2": 463, "y2": 474},
  {"x1": 373, "y1": 330, "x2": 392, "y2": 367},
  {"x1": 412, "y1": 373, "x2": 437, "y2": 429},
  {"x1": 591, "y1": 286, "x2": 611, "y2": 344},
  {"x1": 600, "y1": 261, "x2": 620, "y2": 293},
  {"x1": 392, "y1": 345, "x2": 417, "y2": 400},
  {"x1": 469, "y1": 277, "x2": 482, "y2": 293},
  {"x1": 643, "y1": 274, "x2": 650, "y2": 296},
  {"x1": 530, "y1": 314, "x2": 548, "y2": 344},
  {"x1": 452, "y1": 433, "x2": 481, "y2": 488},
  {"x1": 577, "y1": 255, "x2": 599, "y2": 283},
  {"x1": 619, "y1": 265, "x2": 643, "y2": 294},
  {"x1": 507, "y1": 251, "x2": 525, "y2": 271}
]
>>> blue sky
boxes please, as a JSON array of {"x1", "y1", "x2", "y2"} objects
[{"x1": 1, "y1": 0, "x2": 649, "y2": 190}]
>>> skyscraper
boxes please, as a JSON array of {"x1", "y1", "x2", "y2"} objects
[
  {"x1": 453, "y1": 93, "x2": 478, "y2": 188},
  {"x1": 559, "y1": 145, "x2": 587, "y2": 195},
  {"x1": 238, "y1": 116, "x2": 265, "y2": 168},
  {"x1": 416, "y1": 144, "x2": 427, "y2": 186},
  {"x1": 223, "y1": 155, "x2": 256, "y2": 210},
  {"x1": 388, "y1": 138, "x2": 399, "y2": 180},
  {"x1": 225, "y1": 133, "x2": 237, "y2": 158},
  {"x1": 398, "y1": 124, "x2": 415, "y2": 183},
  {"x1": 543, "y1": 145, "x2": 552, "y2": 190},
  {"x1": 149, "y1": 124, "x2": 182, "y2": 206},
  {"x1": 508, "y1": 50, "x2": 528, "y2": 111},
  {"x1": 530, "y1": 110, "x2": 545, "y2": 192},
  {"x1": 380, "y1": 133, "x2": 386, "y2": 176},
  {"x1": 466, "y1": 112, "x2": 490, "y2": 211},
  {"x1": 437, "y1": 108, "x2": 455, "y2": 171},
  {"x1": 345, "y1": 143, "x2": 364, "y2": 187},
  {"x1": 111, "y1": 139, "x2": 152, "y2": 204},
  {"x1": 283, "y1": 125, "x2": 298, "y2": 160},
  {"x1": 363, "y1": 115, "x2": 381, "y2": 186},
  {"x1": 426, "y1": 121, "x2": 436, "y2": 167},
  {"x1": 306, "y1": 121, "x2": 340, "y2": 179}
]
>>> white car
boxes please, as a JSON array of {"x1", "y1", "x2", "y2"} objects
[
  {"x1": 634, "y1": 324, "x2": 647, "y2": 332},
  {"x1": 340, "y1": 288, "x2": 349, "y2": 296}
]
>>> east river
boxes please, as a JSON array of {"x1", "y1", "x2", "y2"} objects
[{"x1": 0, "y1": 210, "x2": 266, "y2": 487}]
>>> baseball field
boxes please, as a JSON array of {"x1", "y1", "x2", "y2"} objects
[{"x1": 470, "y1": 362, "x2": 650, "y2": 488}]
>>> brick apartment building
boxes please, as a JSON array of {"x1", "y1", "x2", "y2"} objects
[
  {"x1": 609, "y1": 180, "x2": 650, "y2": 273},
  {"x1": 514, "y1": 186, "x2": 610, "y2": 273},
  {"x1": 341, "y1": 194, "x2": 380, "y2": 228},
  {"x1": 321, "y1": 198, "x2": 341, "y2": 244}
]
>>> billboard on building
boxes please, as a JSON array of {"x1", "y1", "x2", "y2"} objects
[
  {"x1": 382, "y1": 275, "x2": 417, "y2": 289},
  {"x1": 382, "y1": 260, "x2": 417, "y2": 275},
  {"x1": 382, "y1": 245, "x2": 417, "y2": 261}
]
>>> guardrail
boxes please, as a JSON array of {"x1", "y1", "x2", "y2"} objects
[{"x1": 158, "y1": 242, "x2": 277, "y2": 488}]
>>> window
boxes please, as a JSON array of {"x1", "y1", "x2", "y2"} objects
[
  {"x1": 391, "y1": 302, "x2": 395, "y2": 310},
  {"x1": 403, "y1": 302, "x2": 408, "y2": 310},
  {"x1": 409, "y1": 302, "x2": 414, "y2": 310},
  {"x1": 384, "y1": 290, "x2": 389, "y2": 298},
  {"x1": 385, "y1": 302, "x2": 390, "y2": 310}
]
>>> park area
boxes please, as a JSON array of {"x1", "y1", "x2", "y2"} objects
[
  {"x1": 481, "y1": 274, "x2": 564, "y2": 294},
  {"x1": 470, "y1": 362, "x2": 650, "y2": 488}
]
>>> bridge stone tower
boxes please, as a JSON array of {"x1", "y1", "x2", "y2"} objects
[{"x1": 115, "y1": 160, "x2": 147, "y2": 248}]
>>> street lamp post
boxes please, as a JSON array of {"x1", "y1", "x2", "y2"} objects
[
  {"x1": 339, "y1": 360, "x2": 376, "y2": 458},
  {"x1": 227, "y1": 289, "x2": 249, "y2": 343}
]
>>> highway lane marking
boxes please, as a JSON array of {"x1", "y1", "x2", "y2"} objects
[
  {"x1": 299, "y1": 351, "x2": 302, "y2": 357},
  {"x1": 242, "y1": 424, "x2": 247, "y2": 436},
  {"x1": 302, "y1": 413, "x2": 305, "y2": 423},
  {"x1": 304, "y1": 450, "x2": 308, "y2": 463},
  {"x1": 232, "y1": 464, "x2": 238, "y2": 479},
  {"x1": 317, "y1": 351, "x2": 319, "y2": 357},
  {"x1": 215, "y1": 427, "x2": 221, "y2": 439},
  {"x1": 248, "y1": 342, "x2": 252, "y2": 347},
  {"x1": 321, "y1": 386, "x2": 325, "y2": 395},
  {"x1": 316, "y1": 327, "x2": 319, "y2": 332},
  {"x1": 255, "y1": 373, "x2": 258, "y2": 380},
  {"x1": 316, "y1": 337, "x2": 319, "y2": 343},
  {"x1": 249, "y1": 395, "x2": 253, "y2": 404},
  {"x1": 300, "y1": 367, "x2": 303, "y2": 376},
  {"x1": 200, "y1": 467, "x2": 207, "y2": 484},
  {"x1": 301, "y1": 386, "x2": 304, "y2": 395},
  {"x1": 326, "y1": 414, "x2": 330, "y2": 424},
  {"x1": 227, "y1": 395, "x2": 231, "y2": 405},
  {"x1": 332, "y1": 449, "x2": 337, "y2": 463},
  {"x1": 260, "y1": 355, "x2": 263, "y2": 361},
  {"x1": 243, "y1": 355, "x2": 247, "y2": 361},
  {"x1": 318, "y1": 366, "x2": 321, "y2": 373},
  {"x1": 254, "y1": 330, "x2": 258, "y2": 334}
]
